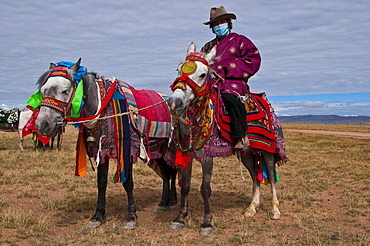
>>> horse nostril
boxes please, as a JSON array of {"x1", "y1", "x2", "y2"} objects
[{"x1": 175, "y1": 97, "x2": 183, "y2": 109}]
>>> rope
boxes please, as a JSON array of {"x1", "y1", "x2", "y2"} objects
[{"x1": 65, "y1": 98, "x2": 168, "y2": 125}]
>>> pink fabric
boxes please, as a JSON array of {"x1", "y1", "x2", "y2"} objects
[{"x1": 134, "y1": 89, "x2": 171, "y2": 123}]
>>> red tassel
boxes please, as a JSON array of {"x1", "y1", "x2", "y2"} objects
[
  {"x1": 256, "y1": 162, "x2": 263, "y2": 182},
  {"x1": 175, "y1": 150, "x2": 191, "y2": 169}
]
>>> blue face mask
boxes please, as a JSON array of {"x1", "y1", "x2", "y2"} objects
[{"x1": 213, "y1": 23, "x2": 229, "y2": 37}]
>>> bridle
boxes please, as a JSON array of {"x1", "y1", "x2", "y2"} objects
[
  {"x1": 170, "y1": 52, "x2": 217, "y2": 155},
  {"x1": 170, "y1": 52, "x2": 211, "y2": 98},
  {"x1": 38, "y1": 66, "x2": 76, "y2": 120}
]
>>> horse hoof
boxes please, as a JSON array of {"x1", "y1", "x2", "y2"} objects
[
  {"x1": 124, "y1": 220, "x2": 137, "y2": 229},
  {"x1": 243, "y1": 211, "x2": 256, "y2": 218},
  {"x1": 200, "y1": 227, "x2": 213, "y2": 236},
  {"x1": 270, "y1": 212, "x2": 281, "y2": 220},
  {"x1": 168, "y1": 204, "x2": 178, "y2": 212},
  {"x1": 170, "y1": 221, "x2": 185, "y2": 230},
  {"x1": 155, "y1": 206, "x2": 167, "y2": 212},
  {"x1": 86, "y1": 220, "x2": 101, "y2": 228}
]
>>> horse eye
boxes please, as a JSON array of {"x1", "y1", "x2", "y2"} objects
[
  {"x1": 199, "y1": 73, "x2": 206, "y2": 78},
  {"x1": 62, "y1": 90, "x2": 69, "y2": 94}
]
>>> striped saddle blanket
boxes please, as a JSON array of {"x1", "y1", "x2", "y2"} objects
[
  {"x1": 213, "y1": 91, "x2": 277, "y2": 153},
  {"x1": 117, "y1": 81, "x2": 171, "y2": 138}
]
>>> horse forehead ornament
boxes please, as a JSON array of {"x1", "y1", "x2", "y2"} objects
[
  {"x1": 170, "y1": 52, "x2": 210, "y2": 98},
  {"x1": 38, "y1": 67, "x2": 75, "y2": 118}
]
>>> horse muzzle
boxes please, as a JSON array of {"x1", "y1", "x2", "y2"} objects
[{"x1": 168, "y1": 96, "x2": 186, "y2": 116}]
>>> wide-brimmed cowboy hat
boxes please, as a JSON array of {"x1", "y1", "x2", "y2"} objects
[{"x1": 203, "y1": 6, "x2": 236, "y2": 25}]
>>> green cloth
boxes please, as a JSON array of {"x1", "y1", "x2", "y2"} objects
[
  {"x1": 69, "y1": 81, "x2": 84, "y2": 118},
  {"x1": 26, "y1": 90, "x2": 43, "y2": 110}
]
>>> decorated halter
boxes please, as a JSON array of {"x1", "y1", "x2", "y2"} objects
[
  {"x1": 38, "y1": 66, "x2": 76, "y2": 118},
  {"x1": 170, "y1": 52, "x2": 210, "y2": 98}
]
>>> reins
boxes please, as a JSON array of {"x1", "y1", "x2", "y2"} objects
[
  {"x1": 40, "y1": 68, "x2": 169, "y2": 126},
  {"x1": 65, "y1": 98, "x2": 168, "y2": 125}
]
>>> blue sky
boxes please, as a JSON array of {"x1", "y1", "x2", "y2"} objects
[{"x1": 0, "y1": 0, "x2": 369, "y2": 116}]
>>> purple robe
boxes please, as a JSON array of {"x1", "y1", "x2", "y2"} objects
[{"x1": 201, "y1": 32, "x2": 261, "y2": 96}]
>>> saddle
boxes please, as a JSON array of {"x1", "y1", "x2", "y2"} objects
[{"x1": 211, "y1": 90, "x2": 277, "y2": 153}]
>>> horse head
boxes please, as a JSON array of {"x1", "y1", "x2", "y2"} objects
[
  {"x1": 36, "y1": 58, "x2": 81, "y2": 137},
  {"x1": 168, "y1": 42, "x2": 216, "y2": 116}
]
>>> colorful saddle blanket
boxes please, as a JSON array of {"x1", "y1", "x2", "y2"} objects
[
  {"x1": 117, "y1": 81, "x2": 171, "y2": 138},
  {"x1": 212, "y1": 91, "x2": 276, "y2": 153},
  {"x1": 0, "y1": 108, "x2": 19, "y2": 132}
]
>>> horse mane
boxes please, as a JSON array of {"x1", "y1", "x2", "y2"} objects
[
  {"x1": 36, "y1": 70, "x2": 52, "y2": 90},
  {"x1": 81, "y1": 72, "x2": 101, "y2": 117}
]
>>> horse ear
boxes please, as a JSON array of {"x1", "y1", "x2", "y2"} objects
[
  {"x1": 187, "y1": 42, "x2": 196, "y2": 56},
  {"x1": 70, "y1": 58, "x2": 82, "y2": 73},
  {"x1": 204, "y1": 46, "x2": 216, "y2": 63},
  {"x1": 49, "y1": 63, "x2": 56, "y2": 69}
]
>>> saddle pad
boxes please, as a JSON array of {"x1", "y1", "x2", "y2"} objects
[
  {"x1": 213, "y1": 91, "x2": 276, "y2": 153},
  {"x1": 117, "y1": 81, "x2": 171, "y2": 138}
]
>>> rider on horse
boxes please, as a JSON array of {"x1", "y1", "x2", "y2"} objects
[{"x1": 201, "y1": 6, "x2": 261, "y2": 150}]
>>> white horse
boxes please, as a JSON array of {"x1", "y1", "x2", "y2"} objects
[
  {"x1": 167, "y1": 43, "x2": 285, "y2": 235},
  {"x1": 18, "y1": 108, "x2": 33, "y2": 150}
]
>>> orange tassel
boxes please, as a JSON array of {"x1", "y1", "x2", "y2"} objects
[{"x1": 75, "y1": 130, "x2": 87, "y2": 177}]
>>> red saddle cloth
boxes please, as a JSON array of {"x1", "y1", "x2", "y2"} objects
[
  {"x1": 212, "y1": 91, "x2": 276, "y2": 153},
  {"x1": 117, "y1": 81, "x2": 172, "y2": 138}
]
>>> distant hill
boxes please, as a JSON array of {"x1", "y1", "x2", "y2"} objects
[{"x1": 278, "y1": 115, "x2": 370, "y2": 125}]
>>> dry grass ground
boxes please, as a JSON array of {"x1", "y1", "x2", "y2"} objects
[{"x1": 0, "y1": 124, "x2": 369, "y2": 245}]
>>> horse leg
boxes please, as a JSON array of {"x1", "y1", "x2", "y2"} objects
[
  {"x1": 50, "y1": 137, "x2": 55, "y2": 149},
  {"x1": 122, "y1": 163, "x2": 138, "y2": 229},
  {"x1": 168, "y1": 166, "x2": 178, "y2": 211},
  {"x1": 57, "y1": 132, "x2": 61, "y2": 150},
  {"x1": 263, "y1": 152, "x2": 280, "y2": 220},
  {"x1": 155, "y1": 158, "x2": 173, "y2": 212},
  {"x1": 200, "y1": 156, "x2": 213, "y2": 236},
  {"x1": 170, "y1": 159, "x2": 193, "y2": 230},
  {"x1": 154, "y1": 158, "x2": 178, "y2": 212},
  {"x1": 19, "y1": 137, "x2": 24, "y2": 150},
  {"x1": 241, "y1": 152, "x2": 261, "y2": 218},
  {"x1": 87, "y1": 158, "x2": 109, "y2": 228}
]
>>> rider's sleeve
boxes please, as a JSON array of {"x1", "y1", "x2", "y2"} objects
[{"x1": 217, "y1": 35, "x2": 261, "y2": 81}]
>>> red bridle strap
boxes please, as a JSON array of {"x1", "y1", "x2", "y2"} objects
[
  {"x1": 40, "y1": 67, "x2": 76, "y2": 118},
  {"x1": 170, "y1": 53, "x2": 210, "y2": 97},
  {"x1": 186, "y1": 53, "x2": 208, "y2": 66},
  {"x1": 65, "y1": 80, "x2": 117, "y2": 122},
  {"x1": 39, "y1": 97, "x2": 69, "y2": 116}
]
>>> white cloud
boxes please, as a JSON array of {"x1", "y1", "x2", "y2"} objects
[{"x1": 1, "y1": 0, "x2": 369, "y2": 116}]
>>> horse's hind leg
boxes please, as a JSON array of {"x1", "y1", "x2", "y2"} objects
[
  {"x1": 241, "y1": 152, "x2": 261, "y2": 218},
  {"x1": 264, "y1": 152, "x2": 280, "y2": 220},
  {"x1": 87, "y1": 158, "x2": 109, "y2": 228},
  {"x1": 169, "y1": 166, "x2": 178, "y2": 211},
  {"x1": 200, "y1": 156, "x2": 214, "y2": 236},
  {"x1": 122, "y1": 163, "x2": 138, "y2": 229},
  {"x1": 170, "y1": 160, "x2": 192, "y2": 230},
  {"x1": 155, "y1": 158, "x2": 178, "y2": 212}
]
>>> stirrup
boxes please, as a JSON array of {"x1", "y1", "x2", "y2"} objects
[{"x1": 234, "y1": 136, "x2": 249, "y2": 150}]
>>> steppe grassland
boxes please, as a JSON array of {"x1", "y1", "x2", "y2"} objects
[{"x1": 0, "y1": 124, "x2": 369, "y2": 245}]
